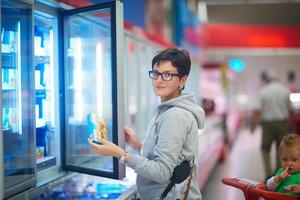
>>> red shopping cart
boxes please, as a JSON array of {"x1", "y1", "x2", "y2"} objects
[{"x1": 222, "y1": 177, "x2": 299, "y2": 200}]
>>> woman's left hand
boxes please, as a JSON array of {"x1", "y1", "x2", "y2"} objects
[{"x1": 87, "y1": 137, "x2": 123, "y2": 158}]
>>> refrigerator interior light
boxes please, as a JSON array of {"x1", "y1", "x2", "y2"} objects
[
  {"x1": 17, "y1": 21, "x2": 22, "y2": 135},
  {"x1": 96, "y1": 42, "x2": 103, "y2": 117},
  {"x1": 1, "y1": 27, "x2": 4, "y2": 42},
  {"x1": 72, "y1": 37, "x2": 83, "y2": 122},
  {"x1": 50, "y1": 29, "x2": 55, "y2": 127},
  {"x1": 34, "y1": 36, "x2": 43, "y2": 56}
]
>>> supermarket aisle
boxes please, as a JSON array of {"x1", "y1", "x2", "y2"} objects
[{"x1": 201, "y1": 128, "x2": 269, "y2": 200}]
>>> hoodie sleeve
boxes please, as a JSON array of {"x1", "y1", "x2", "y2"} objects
[{"x1": 126, "y1": 107, "x2": 193, "y2": 184}]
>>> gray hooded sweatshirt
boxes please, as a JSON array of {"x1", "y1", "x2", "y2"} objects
[{"x1": 127, "y1": 93, "x2": 205, "y2": 200}]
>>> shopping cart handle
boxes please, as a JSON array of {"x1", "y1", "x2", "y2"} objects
[
  {"x1": 222, "y1": 177, "x2": 299, "y2": 200},
  {"x1": 222, "y1": 177, "x2": 265, "y2": 190}
]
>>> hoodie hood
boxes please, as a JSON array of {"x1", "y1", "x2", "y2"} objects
[{"x1": 158, "y1": 93, "x2": 205, "y2": 129}]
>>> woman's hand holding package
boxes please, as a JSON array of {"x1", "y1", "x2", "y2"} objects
[
  {"x1": 88, "y1": 137, "x2": 124, "y2": 158},
  {"x1": 124, "y1": 126, "x2": 142, "y2": 151}
]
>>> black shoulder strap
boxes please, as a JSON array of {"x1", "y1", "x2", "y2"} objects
[
  {"x1": 160, "y1": 160, "x2": 192, "y2": 200},
  {"x1": 160, "y1": 180, "x2": 176, "y2": 200},
  {"x1": 183, "y1": 159, "x2": 194, "y2": 200}
]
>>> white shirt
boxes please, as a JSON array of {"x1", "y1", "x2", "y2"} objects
[{"x1": 255, "y1": 81, "x2": 291, "y2": 122}]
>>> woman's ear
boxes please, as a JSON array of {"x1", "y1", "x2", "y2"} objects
[{"x1": 180, "y1": 75, "x2": 188, "y2": 85}]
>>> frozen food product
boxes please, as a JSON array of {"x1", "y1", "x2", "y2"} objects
[
  {"x1": 87, "y1": 112, "x2": 108, "y2": 144},
  {"x1": 97, "y1": 118, "x2": 108, "y2": 140}
]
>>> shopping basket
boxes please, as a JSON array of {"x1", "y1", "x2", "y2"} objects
[{"x1": 222, "y1": 177, "x2": 299, "y2": 200}]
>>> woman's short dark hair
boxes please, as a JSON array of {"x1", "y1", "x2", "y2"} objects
[{"x1": 151, "y1": 48, "x2": 191, "y2": 77}]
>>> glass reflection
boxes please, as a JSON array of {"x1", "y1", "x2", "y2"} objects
[
  {"x1": 64, "y1": 8, "x2": 114, "y2": 172},
  {"x1": 2, "y1": 0, "x2": 35, "y2": 195},
  {"x1": 34, "y1": 13, "x2": 58, "y2": 171}
]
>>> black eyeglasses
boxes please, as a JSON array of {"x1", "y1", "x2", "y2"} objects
[{"x1": 148, "y1": 70, "x2": 180, "y2": 81}]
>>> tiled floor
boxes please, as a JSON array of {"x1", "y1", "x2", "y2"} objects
[{"x1": 201, "y1": 128, "x2": 276, "y2": 200}]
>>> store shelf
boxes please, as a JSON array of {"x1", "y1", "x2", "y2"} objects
[
  {"x1": 34, "y1": 55, "x2": 50, "y2": 65},
  {"x1": 2, "y1": 52, "x2": 17, "y2": 68}
]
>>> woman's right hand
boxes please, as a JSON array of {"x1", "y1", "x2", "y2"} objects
[{"x1": 124, "y1": 126, "x2": 142, "y2": 151}]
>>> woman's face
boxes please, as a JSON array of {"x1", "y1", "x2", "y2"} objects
[
  {"x1": 152, "y1": 60, "x2": 187, "y2": 102},
  {"x1": 280, "y1": 147, "x2": 300, "y2": 174}
]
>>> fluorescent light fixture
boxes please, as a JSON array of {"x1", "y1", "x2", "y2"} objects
[
  {"x1": 73, "y1": 37, "x2": 83, "y2": 122},
  {"x1": 96, "y1": 42, "x2": 103, "y2": 117},
  {"x1": 50, "y1": 29, "x2": 55, "y2": 127},
  {"x1": 290, "y1": 93, "x2": 300, "y2": 103},
  {"x1": 17, "y1": 21, "x2": 22, "y2": 134},
  {"x1": 198, "y1": 1, "x2": 208, "y2": 23}
]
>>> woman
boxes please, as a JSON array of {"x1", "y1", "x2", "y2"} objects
[{"x1": 88, "y1": 48, "x2": 205, "y2": 200}]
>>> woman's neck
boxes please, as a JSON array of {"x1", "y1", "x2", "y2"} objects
[{"x1": 160, "y1": 92, "x2": 182, "y2": 103}]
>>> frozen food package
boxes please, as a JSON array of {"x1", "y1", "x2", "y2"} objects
[{"x1": 87, "y1": 112, "x2": 108, "y2": 144}]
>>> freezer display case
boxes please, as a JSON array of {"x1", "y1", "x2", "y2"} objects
[
  {"x1": 0, "y1": 3, "x2": 2, "y2": 199},
  {"x1": 1, "y1": 0, "x2": 36, "y2": 198},
  {"x1": 123, "y1": 34, "x2": 159, "y2": 141},
  {"x1": 34, "y1": 11, "x2": 59, "y2": 172},
  {"x1": 61, "y1": 1, "x2": 125, "y2": 179},
  {"x1": 46, "y1": 173, "x2": 135, "y2": 200}
]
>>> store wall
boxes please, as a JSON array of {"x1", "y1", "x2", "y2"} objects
[
  {"x1": 123, "y1": 0, "x2": 145, "y2": 28},
  {"x1": 228, "y1": 53, "x2": 300, "y2": 111}
]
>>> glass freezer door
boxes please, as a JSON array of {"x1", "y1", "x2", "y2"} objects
[
  {"x1": 34, "y1": 12, "x2": 59, "y2": 172},
  {"x1": 1, "y1": 0, "x2": 35, "y2": 198},
  {"x1": 61, "y1": 1, "x2": 125, "y2": 179}
]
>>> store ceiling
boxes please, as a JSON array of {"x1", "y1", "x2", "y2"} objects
[{"x1": 202, "y1": 0, "x2": 300, "y2": 25}]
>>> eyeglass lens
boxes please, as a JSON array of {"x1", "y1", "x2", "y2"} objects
[{"x1": 149, "y1": 71, "x2": 178, "y2": 81}]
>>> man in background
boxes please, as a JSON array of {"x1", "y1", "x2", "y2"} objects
[{"x1": 251, "y1": 71, "x2": 294, "y2": 180}]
